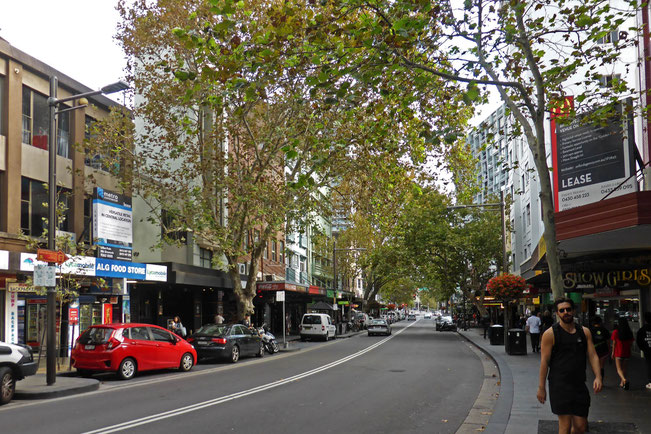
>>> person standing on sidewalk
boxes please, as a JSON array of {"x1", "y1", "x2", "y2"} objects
[
  {"x1": 526, "y1": 311, "x2": 542, "y2": 352},
  {"x1": 589, "y1": 316, "x2": 610, "y2": 382},
  {"x1": 537, "y1": 298, "x2": 602, "y2": 434},
  {"x1": 636, "y1": 312, "x2": 651, "y2": 390},
  {"x1": 612, "y1": 316, "x2": 635, "y2": 390}
]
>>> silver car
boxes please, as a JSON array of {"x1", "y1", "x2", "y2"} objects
[{"x1": 367, "y1": 319, "x2": 392, "y2": 336}]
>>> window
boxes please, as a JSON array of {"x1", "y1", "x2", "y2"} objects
[
  {"x1": 82, "y1": 196, "x2": 92, "y2": 243},
  {"x1": 526, "y1": 203, "x2": 531, "y2": 226},
  {"x1": 597, "y1": 74, "x2": 621, "y2": 88},
  {"x1": 56, "y1": 186, "x2": 72, "y2": 232},
  {"x1": 254, "y1": 230, "x2": 260, "y2": 243},
  {"x1": 57, "y1": 110, "x2": 70, "y2": 158},
  {"x1": 597, "y1": 30, "x2": 619, "y2": 44},
  {"x1": 150, "y1": 327, "x2": 173, "y2": 342},
  {"x1": 280, "y1": 241, "x2": 285, "y2": 264},
  {"x1": 200, "y1": 247, "x2": 213, "y2": 268},
  {"x1": 0, "y1": 75, "x2": 4, "y2": 135},
  {"x1": 522, "y1": 211, "x2": 527, "y2": 230},
  {"x1": 21, "y1": 177, "x2": 48, "y2": 236},
  {"x1": 128, "y1": 327, "x2": 151, "y2": 341},
  {"x1": 243, "y1": 232, "x2": 249, "y2": 252},
  {"x1": 272, "y1": 240, "x2": 277, "y2": 262},
  {"x1": 161, "y1": 209, "x2": 187, "y2": 241},
  {"x1": 22, "y1": 87, "x2": 49, "y2": 150}
]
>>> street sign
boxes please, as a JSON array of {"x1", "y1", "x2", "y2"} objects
[
  {"x1": 276, "y1": 291, "x2": 285, "y2": 302},
  {"x1": 69, "y1": 307, "x2": 79, "y2": 324},
  {"x1": 34, "y1": 264, "x2": 57, "y2": 287},
  {"x1": 37, "y1": 249, "x2": 69, "y2": 265}
]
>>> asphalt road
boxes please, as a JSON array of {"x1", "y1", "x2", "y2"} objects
[{"x1": 0, "y1": 318, "x2": 483, "y2": 434}]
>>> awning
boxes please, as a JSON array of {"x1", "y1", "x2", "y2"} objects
[{"x1": 307, "y1": 301, "x2": 334, "y2": 311}]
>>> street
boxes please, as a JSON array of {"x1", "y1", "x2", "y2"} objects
[{"x1": 0, "y1": 319, "x2": 483, "y2": 433}]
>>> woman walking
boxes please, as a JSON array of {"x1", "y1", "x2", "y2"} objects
[{"x1": 611, "y1": 317, "x2": 635, "y2": 390}]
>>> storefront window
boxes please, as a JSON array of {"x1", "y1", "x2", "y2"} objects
[{"x1": 21, "y1": 177, "x2": 48, "y2": 236}]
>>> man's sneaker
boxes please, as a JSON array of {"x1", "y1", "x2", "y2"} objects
[{"x1": 646, "y1": 383, "x2": 651, "y2": 390}]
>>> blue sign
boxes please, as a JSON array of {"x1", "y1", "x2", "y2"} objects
[{"x1": 96, "y1": 258, "x2": 147, "y2": 280}]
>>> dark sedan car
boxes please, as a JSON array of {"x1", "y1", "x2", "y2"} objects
[
  {"x1": 187, "y1": 324, "x2": 264, "y2": 363},
  {"x1": 367, "y1": 319, "x2": 391, "y2": 336}
]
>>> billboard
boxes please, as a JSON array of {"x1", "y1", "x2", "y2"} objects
[
  {"x1": 551, "y1": 99, "x2": 637, "y2": 211},
  {"x1": 93, "y1": 187, "x2": 133, "y2": 261}
]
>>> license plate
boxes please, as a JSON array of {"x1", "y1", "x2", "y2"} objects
[
  {"x1": 303, "y1": 326, "x2": 311, "y2": 330},
  {"x1": 196, "y1": 341, "x2": 208, "y2": 346},
  {"x1": 84, "y1": 345, "x2": 95, "y2": 350}
]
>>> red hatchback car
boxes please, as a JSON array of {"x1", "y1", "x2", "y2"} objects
[{"x1": 71, "y1": 323, "x2": 197, "y2": 380}]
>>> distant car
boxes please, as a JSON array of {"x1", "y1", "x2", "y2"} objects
[
  {"x1": 72, "y1": 323, "x2": 197, "y2": 380},
  {"x1": 424, "y1": 312, "x2": 432, "y2": 319},
  {"x1": 299, "y1": 313, "x2": 336, "y2": 341},
  {"x1": 0, "y1": 341, "x2": 37, "y2": 405},
  {"x1": 407, "y1": 314, "x2": 417, "y2": 321},
  {"x1": 188, "y1": 324, "x2": 264, "y2": 363},
  {"x1": 436, "y1": 316, "x2": 457, "y2": 331},
  {"x1": 367, "y1": 319, "x2": 392, "y2": 336}
]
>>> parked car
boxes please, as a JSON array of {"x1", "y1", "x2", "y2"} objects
[
  {"x1": 407, "y1": 313, "x2": 417, "y2": 321},
  {"x1": 187, "y1": 324, "x2": 264, "y2": 362},
  {"x1": 71, "y1": 323, "x2": 197, "y2": 380},
  {"x1": 367, "y1": 319, "x2": 392, "y2": 336},
  {"x1": 299, "y1": 313, "x2": 336, "y2": 341},
  {"x1": 0, "y1": 341, "x2": 37, "y2": 405},
  {"x1": 436, "y1": 316, "x2": 457, "y2": 331}
]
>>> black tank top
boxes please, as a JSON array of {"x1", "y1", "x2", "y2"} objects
[{"x1": 549, "y1": 322, "x2": 587, "y2": 384}]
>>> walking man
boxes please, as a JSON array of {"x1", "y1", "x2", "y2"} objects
[
  {"x1": 526, "y1": 310, "x2": 542, "y2": 352},
  {"x1": 537, "y1": 298, "x2": 602, "y2": 434}
]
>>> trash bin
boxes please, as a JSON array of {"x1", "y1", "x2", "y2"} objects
[
  {"x1": 507, "y1": 328, "x2": 527, "y2": 355},
  {"x1": 489, "y1": 325, "x2": 504, "y2": 345}
]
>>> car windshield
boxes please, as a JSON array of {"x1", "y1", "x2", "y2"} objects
[
  {"x1": 370, "y1": 320, "x2": 386, "y2": 325},
  {"x1": 78, "y1": 327, "x2": 113, "y2": 345},
  {"x1": 196, "y1": 324, "x2": 228, "y2": 336},
  {"x1": 302, "y1": 315, "x2": 323, "y2": 325},
  {"x1": 442, "y1": 316, "x2": 453, "y2": 322}
]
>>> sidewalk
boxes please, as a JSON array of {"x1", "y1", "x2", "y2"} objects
[{"x1": 459, "y1": 327, "x2": 651, "y2": 434}]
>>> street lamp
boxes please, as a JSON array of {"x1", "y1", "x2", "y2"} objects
[
  {"x1": 46, "y1": 76, "x2": 128, "y2": 385},
  {"x1": 447, "y1": 190, "x2": 508, "y2": 331}
]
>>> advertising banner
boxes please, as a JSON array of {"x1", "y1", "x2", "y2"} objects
[
  {"x1": 96, "y1": 258, "x2": 146, "y2": 280},
  {"x1": 4, "y1": 290, "x2": 18, "y2": 344},
  {"x1": 0, "y1": 250, "x2": 8, "y2": 270},
  {"x1": 551, "y1": 99, "x2": 637, "y2": 211},
  {"x1": 93, "y1": 187, "x2": 133, "y2": 261},
  {"x1": 145, "y1": 264, "x2": 168, "y2": 282}
]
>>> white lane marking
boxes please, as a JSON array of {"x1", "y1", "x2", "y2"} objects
[{"x1": 83, "y1": 321, "x2": 418, "y2": 434}]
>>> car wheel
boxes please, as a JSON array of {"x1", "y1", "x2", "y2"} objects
[
  {"x1": 230, "y1": 345, "x2": 240, "y2": 363},
  {"x1": 271, "y1": 341, "x2": 279, "y2": 353},
  {"x1": 117, "y1": 357, "x2": 137, "y2": 380},
  {"x1": 256, "y1": 343, "x2": 264, "y2": 358},
  {"x1": 0, "y1": 367, "x2": 15, "y2": 405},
  {"x1": 179, "y1": 352, "x2": 194, "y2": 372}
]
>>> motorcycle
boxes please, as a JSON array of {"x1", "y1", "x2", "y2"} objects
[{"x1": 257, "y1": 324, "x2": 279, "y2": 354}]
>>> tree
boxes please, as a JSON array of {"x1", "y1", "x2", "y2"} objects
[
  {"x1": 399, "y1": 188, "x2": 504, "y2": 317},
  {"x1": 111, "y1": 0, "x2": 461, "y2": 319},
  {"x1": 303, "y1": 0, "x2": 639, "y2": 299}
]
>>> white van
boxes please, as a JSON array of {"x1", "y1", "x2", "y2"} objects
[{"x1": 299, "y1": 313, "x2": 336, "y2": 341}]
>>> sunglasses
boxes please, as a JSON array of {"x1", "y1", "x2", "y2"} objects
[{"x1": 558, "y1": 307, "x2": 573, "y2": 313}]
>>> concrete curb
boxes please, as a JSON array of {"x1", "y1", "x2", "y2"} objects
[
  {"x1": 14, "y1": 374, "x2": 100, "y2": 400},
  {"x1": 457, "y1": 331, "x2": 514, "y2": 434}
]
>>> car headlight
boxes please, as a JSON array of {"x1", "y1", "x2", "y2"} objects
[{"x1": 16, "y1": 344, "x2": 33, "y2": 361}]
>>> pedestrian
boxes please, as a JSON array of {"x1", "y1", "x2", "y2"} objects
[
  {"x1": 635, "y1": 312, "x2": 651, "y2": 390},
  {"x1": 541, "y1": 310, "x2": 554, "y2": 333},
  {"x1": 537, "y1": 297, "x2": 602, "y2": 434},
  {"x1": 169, "y1": 316, "x2": 186, "y2": 337},
  {"x1": 611, "y1": 316, "x2": 635, "y2": 390},
  {"x1": 242, "y1": 313, "x2": 251, "y2": 328},
  {"x1": 589, "y1": 316, "x2": 610, "y2": 381},
  {"x1": 526, "y1": 310, "x2": 542, "y2": 352},
  {"x1": 214, "y1": 313, "x2": 224, "y2": 324},
  {"x1": 482, "y1": 315, "x2": 491, "y2": 339}
]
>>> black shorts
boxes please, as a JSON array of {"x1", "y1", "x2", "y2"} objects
[{"x1": 549, "y1": 380, "x2": 590, "y2": 417}]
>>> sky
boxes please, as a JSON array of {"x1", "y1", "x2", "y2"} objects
[{"x1": 1, "y1": 1, "x2": 127, "y2": 102}]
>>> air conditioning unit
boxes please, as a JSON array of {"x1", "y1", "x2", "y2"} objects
[{"x1": 238, "y1": 263, "x2": 246, "y2": 275}]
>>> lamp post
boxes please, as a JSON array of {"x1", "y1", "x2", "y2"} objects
[
  {"x1": 447, "y1": 190, "x2": 508, "y2": 332},
  {"x1": 46, "y1": 76, "x2": 128, "y2": 385}
]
